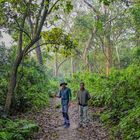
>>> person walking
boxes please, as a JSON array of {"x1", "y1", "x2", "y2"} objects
[
  {"x1": 77, "y1": 82, "x2": 91, "y2": 128},
  {"x1": 57, "y1": 81, "x2": 72, "y2": 128}
]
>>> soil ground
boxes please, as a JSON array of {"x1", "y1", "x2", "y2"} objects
[{"x1": 32, "y1": 98, "x2": 109, "y2": 140}]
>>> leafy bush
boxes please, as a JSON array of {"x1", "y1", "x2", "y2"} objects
[
  {"x1": 47, "y1": 78, "x2": 59, "y2": 97},
  {"x1": 112, "y1": 106, "x2": 140, "y2": 140},
  {"x1": 0, "y1": 118, "x2": 38, "y2": 140},
  {"x1": 0, "y1": 53, "x2": 50, "y2": 114},
  {"x1": 11, "y1": 59, "x2": 50, "y2": 113},
  {"x1": 67, "y1": 49, "x2": 140, "y2": 139},
  {"x1": 0, "y1": 46, "x2": 13, "y2": 109}
]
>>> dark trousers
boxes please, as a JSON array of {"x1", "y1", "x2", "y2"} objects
[{"x1": 62, "y1": 105, "x2": 70, "y2": 124}]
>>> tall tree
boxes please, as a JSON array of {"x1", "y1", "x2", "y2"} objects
[{"x1": 0, "y1": 0, "x2": 72, "y2": 114}]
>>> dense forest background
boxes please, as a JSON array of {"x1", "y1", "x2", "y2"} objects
[{"x1": 0, "y1": 0, "x2": 140, "y2": 139}]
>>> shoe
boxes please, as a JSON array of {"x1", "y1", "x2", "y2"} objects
[
  {"x1": 64, "y1": 123, "x2": 70, "y2": 128},
  {"x1": 62, "y1": 122, "x2": 66, "y2": 126}
]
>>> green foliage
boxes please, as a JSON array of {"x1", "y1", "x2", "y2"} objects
[
  {"x1": 99, "y1": 0, "x2": 114, "y2": 5},
  {"x1": 0, "y1": 45, "x2": 14, "y2": 109},
  {"x1": 42, "y1": 27, "x2": 77, "y2": 56},
  {"x1": 47, "y1": 78, "x2": 59, "y2": 97},
  {"x1": 63, "y1": 1, "x2": 73, "y2": 13},
  {"x1": 74, "y1": 13, "x2": 94, "y2": 42},
  {"x1": 0, "y1": 47, "x2": 50, "y2": 113},
  {"x1": 75, "y1": 13, "x2": 94, "y2": 30},
  {"x1": 0, "y1": 118, "x2": 38, "y2": 140},
  {"x1": 130, "y1": 2, "x2": 140, "y2": 31},
  {"x1": 112, "y1": 106, "x2": 140, "y2": 140},
  {"x1": 67, "y1": 47, "x2": 140, "y2": 139},
  {"x1": 11, "y1": 58, "x2": 50, "y2": 112}
]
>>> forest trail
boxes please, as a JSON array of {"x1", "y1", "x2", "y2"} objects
[{"x1": 33, "y1": 98, "x2": 109, "y2": 140}]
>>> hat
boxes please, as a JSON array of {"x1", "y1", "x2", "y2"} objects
[{"x1": 60, "y1": 81, "x2": 67, "y2": 86}]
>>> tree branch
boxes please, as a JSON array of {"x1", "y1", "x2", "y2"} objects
[
  {"x1": 14, "y1": 18, "x2": 31, "y2": 40},
  {"x1": 23, "y1": 0, "x2": 50, "y2": 56},
  {"x1": 103, "y1": 15, "x2": 118, "y2": 27},
  {"x1": 57, "y1": 57, "x2": 70, "y2": 70},
  {"x1": 17, "y1": 13, "x2": 27, "y2": 54},
  {"x1": 104, "y1": 9, "x2": 127, "y2": 27},
  {"x1": 47, "y1": 0, "x2": 61, "y2": 15},
  {"x1": 83, "y1": 0, "x2": 100, "y2": 19},
  {"x1": 25, "y1": 42, "x2": 61, "y2": 55},
  {"x1": 23, "y1": 36, "x2": 41, "y2": 56},
  {"x1": 36, "y1": 0, "x2": 50, "y2": 36},
  {"x1": 15, "y1": 27, "x2": 31, "y2": 40},
  {"x1": 34, "y1": 0, "x2": 45, "y2": 34}
]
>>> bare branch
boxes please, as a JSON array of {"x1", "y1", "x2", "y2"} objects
[
  {"x1": 34, "y1": 0, "x2": 45, "y2": 34},
  {"x1": 14, "y1": 17, "x2": 31, "y2": 40},
  {"x1": 23, "y1": 36, "x2": 41, "y2": 56},
  {"x1": 57, "y1": 57, "x2": 70, "y2": 70},
  {"x1": 74, "y1": 48, "x2": 82, "y2": 58},
  {"x1": 47, "y1": 0, "x2": 61, "y2": 15},
  {"x1": 83, "y1": 0, "x2": 100, "y2": 19},
  {"x1": 36, "y1": 0, "x2": 50, "y2": 36},
  {"x1": 84, "y1": 0, "x2": 97, "y2": 13},
  {"x1": 104, "y1": 9, "x2": 127, "y2": 27},
  {"x1": 17, "y1": 13, "x2": 27, "y2": 54},
  {"x1": 27, "y1": 16, "x2": 34, "y2": 37},
  {"x1": 15, "y1": 27, "x2": 31, "y2": 40},
  {"x1": 103, "y1": 15, "x2": 118, "y2": 27},
  {"x1": 25, "y1": 42, "x2": 48, "y2": 55},
  {"x1": 23, "y1": 0, "x2": 50, "y2": 56}
]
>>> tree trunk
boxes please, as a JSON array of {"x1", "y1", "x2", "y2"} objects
[
  {"x1": 54, "y1": 51, "x2": 58, "y2": 77},
  {"x1": 105, "y1": 46, "x2": 110, "y2": 76},
  {"x1": 115, "y1": 45, "x2": 120, "y2": 68},
  {"x1": 28, "y1": 18, "x2": 43, "y2": 65},
  {"x1": 35, "y1": 41, "x2": 43, "y2": 65},
  {"x1": 83, "y1": 33, "x2": 93, "y2": 71},
  {"x1": 104, "y1": 36, "x2": 112, "y2": 76},
  {"x1": 136, "y1": 33, "x2": 140, "y2": 47},
  {"x1": 4, "y1": 53, "x2": 23, "y2": 114},
  {"x1": 55, "y1": 57, "x2": 69, "y2": 76},
  {"x1": 71, "y1": 57, "x2": 76, "y2": 75}
]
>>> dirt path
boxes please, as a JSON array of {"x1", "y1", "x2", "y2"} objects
[{"x1": 33, "y1": 98, "x2": 109, "y2": 140}]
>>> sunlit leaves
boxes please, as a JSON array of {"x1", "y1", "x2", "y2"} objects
[
  {"x1": 99, "y1": 0, "x2": 116, "y2": 5},
  {"x1": 0, "y1": 0, "x2": 38, "y2": 28},
  {"x1": 42, "y1": 28, "x2": 64, "y2": 45},
  {"x1": 50, "y1": 0, "x2": 73, "y2": 14},
  {"x1": 64, "y1": 1, "x2": 73, "y2": 13},
  {"x1": 130, "y1": 3, "x2": 140, "y2": 31},
  {"x1": 95, "y1": 20, "x2": 103, "y2": 33},
  {"x1": 42, "y1": 28, "x2": 77, "y2": 56}
]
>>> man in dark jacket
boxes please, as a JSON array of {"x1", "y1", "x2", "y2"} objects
[
  {"x1": 77, "y1": 82, "x2": 91, "y2": 127},
  {"x1": 58, "y1": 81, "x2": 72, "y2": 128}
]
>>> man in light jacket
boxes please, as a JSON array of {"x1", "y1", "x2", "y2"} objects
[{"x1": 77, "y1": 82, "x2": 91, "y2": 128}]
